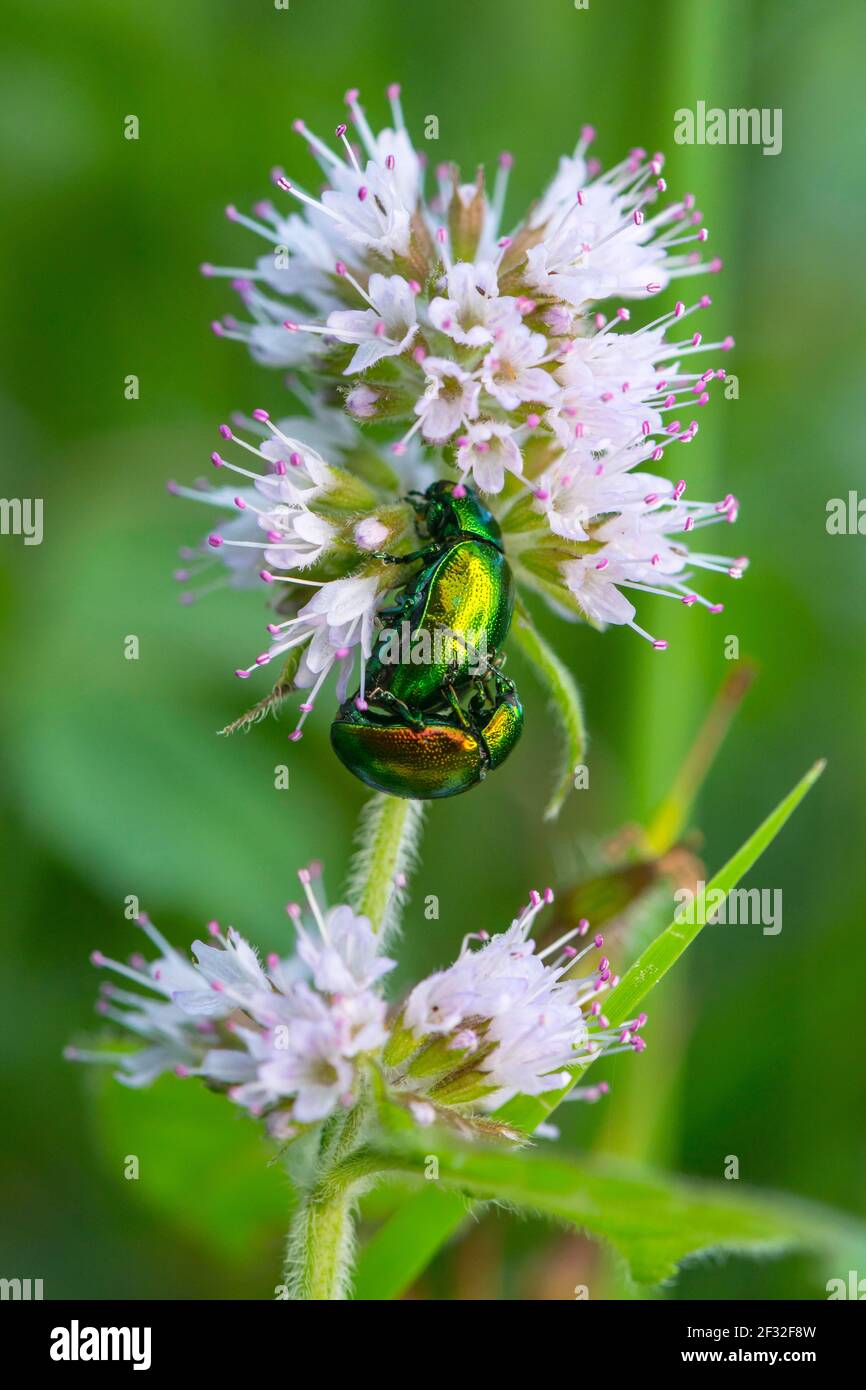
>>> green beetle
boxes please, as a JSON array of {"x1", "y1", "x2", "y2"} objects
[
  {"x1": 331, "y1": 480, "x2": 523, "y2": 799},
  {"x1": 364, "y1": 480, "x2": 515, "y2": 718},
  {"x1": 331, "y1": 672, "x2": 523, "y2": 800}
]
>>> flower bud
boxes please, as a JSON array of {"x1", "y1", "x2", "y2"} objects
[
  {"x1": 345, "y1": 384, "x2": 381, "y2": 419},
  {"x1": 354, "y1": 516, "x2": 390, "y2": 552}
]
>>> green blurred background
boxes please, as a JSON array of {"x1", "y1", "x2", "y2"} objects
[{"x1": 1, "y1": 0, "x2": 864, "y2": 1299}]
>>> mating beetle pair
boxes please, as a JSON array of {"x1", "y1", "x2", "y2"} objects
[{"x1": 331, "y1": 481, "x2": 523, "y2": 799}]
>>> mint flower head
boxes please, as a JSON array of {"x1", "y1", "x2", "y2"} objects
[
  {"x1": 68, "y1": 870, "x2": 394, "y2": 1136},
  {"x1": 169, "y1": 404, "x2": 428, "y2": 736},
  {"x1": 67, "y1": 872, "x2": 642, "y2": 1144},
  {"x1": 173, "y1": 83, "x2": 747, "y2": 742},
  {"x1": 385, "y1": 887, "x2": 643, "y2": 1128}
]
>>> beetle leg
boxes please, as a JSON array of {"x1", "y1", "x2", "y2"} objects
[
  {"x1": 371, "y1": 689, "x2": 426, "y2": 728},
  {"x1": 441, "y1": 682, "x2": 472, "y2": 731},
  {"x1": 473, "y1": 721, "x2": 495, "y2": 775},
  {"x1": 447, "y1": 684, "x2": 496, "y2": 775},
  {"x1": 375, "y1": 602, "x2": 408, "y2": 623},
  {"x1": 459, "y1": 680, "x2": 501, "y2": 776},
  {"x1": 493, "y1": 667, "x2": 517, "y2": 696},
  {"x1": 472, "y1": 650, "x2": 516, "y2": 697},
  {"x1": 448, "y1": 630, "x2": 505, "y2": 685}
]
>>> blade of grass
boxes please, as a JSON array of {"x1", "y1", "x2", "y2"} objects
[{"x1": 502, "y1": 757, "x2": 826, "y2": 1133}]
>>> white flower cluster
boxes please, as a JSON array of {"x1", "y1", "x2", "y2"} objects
[
  {"x1": 190, "y1": 84, "x2": 745, "y2": 655},
  {"x1": 69, "y1": 871, "x2": 393, "y2": 1136},
  {"x1": 169, "y1": 403, "x2": 423, "y2": 735},
  {"x1": 67, "y1": 876, "x2": 643, "y2": 1138},
  {"x1": 387, "y1": 887, "x2": 644, "y2": 1116}
]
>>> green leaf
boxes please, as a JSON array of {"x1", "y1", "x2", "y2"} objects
[
  {"x1": 353, "y1": 760, "x2": 826, "y2": 1297},
  {"x1": 352, "y1": 1139, "x2": 866, "y2": 1291},
  {"x1": 510, "y1": 598, "x2": 586, "y2": 821},
  {"x1": 353, "y1": 1187, "x2": 467, "y2": 1301}
]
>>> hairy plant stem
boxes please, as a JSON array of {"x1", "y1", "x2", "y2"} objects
[
  {"x1": 290, "y1": 1183, "x2": 356, "y2": 1301},
  {"x1": 285, "y1": 1100, "x2": 373, "y2": 1301},
  {"x1": 286, "y1": 796, "x2": 425, "y2": 1298},
  {"x1": 347, "y1": 792, "x2": 425, "y2": 940},
  {"x1": 289, "y1": 1144, "x2": 436, "y2": 1300}
]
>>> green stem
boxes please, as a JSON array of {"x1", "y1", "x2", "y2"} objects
[
  {"x1": 347, "y1": 792, "x2": 425, "y2": 938},
  {"x1": 284, "y1": 1103, "x2": 372, "y2": 1301},
  {"x1": 511, "y1": 597, "x2": 586, "y2": 821},
  {"x1": 287, "y1": 796, "x2": 425, "y2": 1297},
  {"x1": 289, "y1": 1183, "x2": 356, "y2": 1301}
]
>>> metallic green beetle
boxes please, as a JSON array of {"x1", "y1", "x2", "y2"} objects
[
  {"x1": 331, "y1": 672, "x2": 523, "y2": 800},
  {"x1": 330, "y1": 480, "x2": 523, "y2": 799},
  {"x1": 363, "y1": 479, "x2": 514, "y2": 720}
]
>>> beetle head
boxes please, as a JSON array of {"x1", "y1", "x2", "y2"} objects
[{"x1": 421, "y1": 480, "x2": 502, "y2": 545}]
